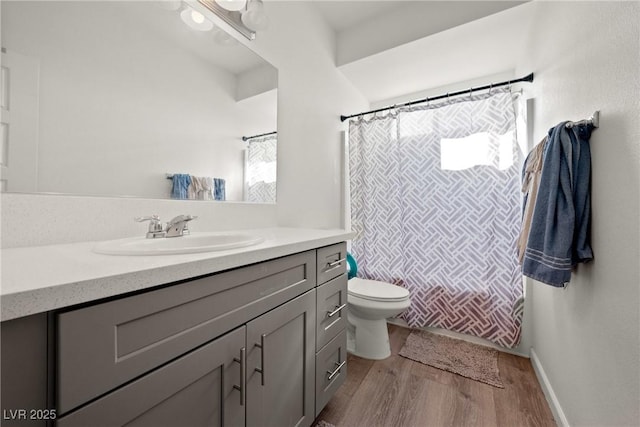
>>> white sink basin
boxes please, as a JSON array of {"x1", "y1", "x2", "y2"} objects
[{"x1": 93, "y1": 232, "x2": 264, "y2": 255}]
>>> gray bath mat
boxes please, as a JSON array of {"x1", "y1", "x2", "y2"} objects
[{"x1": 399, "y1": 329, "x2": 504, "y2": 388}]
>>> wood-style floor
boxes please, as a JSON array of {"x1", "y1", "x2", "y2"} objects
[{"x1": 316, "y1": 324, "x2": 556, "y2": 427}]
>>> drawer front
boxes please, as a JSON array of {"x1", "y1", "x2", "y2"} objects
[
  {"x1": 316, "y1": 274, "x2": 347, "y2": 350},
  {"x1": 57, "y1": 251, "x2": 316, "y2": 414},
  {"x1": 316, "y1": 242, "x2": 347, "y2": 284},
  {"x1": 56, "y1": 326, "x2": 246, "y2": 427},
  {"x1": 315, "y1": 329, "x2": 347, "y2": 417}
]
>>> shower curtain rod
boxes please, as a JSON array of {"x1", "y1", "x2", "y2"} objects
[
  {"x1": 340, "y1": 72, "x2": 534, "y2": 122},
  {"x1": 242, "y1": 131, "x2": 277, "y2": 142}
]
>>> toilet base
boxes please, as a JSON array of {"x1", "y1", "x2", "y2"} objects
[{"x1": 347, "y1": 313, "x2": 392, "y2": 360}]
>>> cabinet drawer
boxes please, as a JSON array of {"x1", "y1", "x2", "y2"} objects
[
  {"x1": 316, "y1": 274, "x2": 347, "y2": 350},
  {"x1": 57, "y1": 251, "x2": 316, "y2": 414},
  {"x1": 56, "y1": 326, "x2": 246, "y2": 427},
  {"x1": 315, "y1": 329, "x2": 347, "y2": 417},
  {"x1": 316, "y1": 242, "x2": 347, "y2": 284}
]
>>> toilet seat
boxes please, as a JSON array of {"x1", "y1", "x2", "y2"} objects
[{"x1": 348, "y1": 278, "x2": 410, "y2": 302}]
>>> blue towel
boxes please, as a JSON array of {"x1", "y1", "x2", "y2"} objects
[
  {"x1": 522, "y1": 122, "x2": 593, "y2": 287},
  {"x1": 213, "y1": 178, "x2": 226, "y2": 201},
  {"x1": 171, "y1": 174, "x2": 191, "y2": 200}
]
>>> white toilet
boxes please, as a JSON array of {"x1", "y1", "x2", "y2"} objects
[{"x1": 347, "y1": 277, "x2": 411, "y2": 360}]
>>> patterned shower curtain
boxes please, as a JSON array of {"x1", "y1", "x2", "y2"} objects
[
  {"x1": 246, "y1": 134, "x2": 277, "y2": 203},
  {"x1": 349, "y1": 89, "x2": 524, "y2": 348}
]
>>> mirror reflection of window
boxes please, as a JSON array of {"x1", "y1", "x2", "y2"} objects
[{"x1": 245, "y1": 134, "x2": 277, "y2": 203}]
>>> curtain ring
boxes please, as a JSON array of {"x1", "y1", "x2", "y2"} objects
[
  {"x1": 447, "y1": 92, "x2": 450, "y2": 102},
  {"x1": 489, "y1": 83, "x2": 493, "y2": 94},
  {"x1": 469, "y1": 87, "x2": 473, "y2": 98}
]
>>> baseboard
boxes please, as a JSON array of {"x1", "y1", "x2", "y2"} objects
[{"x1": 530, "y1": 348, "x2": 570, "y2": 427}]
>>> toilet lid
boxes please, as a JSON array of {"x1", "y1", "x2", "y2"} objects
[{"x1": 348, "y1": 278, "x2": 410, "y2": 302}]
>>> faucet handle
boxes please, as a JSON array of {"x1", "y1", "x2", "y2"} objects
[
  {"x1": 135, "y1": 214, "x2": 161, "y2": 223},
  {"x1": 135, "y1": 215, "x2": 165, "y2": 238}
]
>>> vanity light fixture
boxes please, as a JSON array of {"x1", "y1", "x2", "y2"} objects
[
  {"x1": 198, "y1": 0, "x2": 267, "y2": 40},
  {"x1": 163, "y1": 0, "x2": 267, "y2": 41},
  {"x1": 180, "y1": 5, "x2": 215, "y2": 31}
]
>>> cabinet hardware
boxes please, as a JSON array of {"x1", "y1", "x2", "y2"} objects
[
  {"x1": 233, "y1": 347, "x2": 246, "y2": 406},
  {"x1": 254, "y1": 334, "x2": 266, "y2": 386},
  {"x1": 327, "y1": 258, "x2": 346, "y2": 268},
  {"x1": 327, "y1": 303, "x2": 347, "y2": 318},
  {"x1": 327, "y1": 360, "x2": 346, "y2": 381}
]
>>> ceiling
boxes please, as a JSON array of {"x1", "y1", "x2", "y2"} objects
[
  {"x1": 310, "y1": 0, "x2": 534, "y2": 104},
  {"x1": 311, "y1": 0, "x2": 413, "y2": 32}
]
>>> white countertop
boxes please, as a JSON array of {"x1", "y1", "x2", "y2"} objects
[{"x1": 1, "y1": 227, "x2": 353, "y2": 322}]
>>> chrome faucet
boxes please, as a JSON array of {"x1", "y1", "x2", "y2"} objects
[
  {"x1": 165, "y1": 215, "x2": 198, "y2": 237},
  {"x1": 134, "y1": 215, "x2": 166, "y2": 239},
  {"x1": 135, "y1": 214, "x2": 197, "y2": 238}
]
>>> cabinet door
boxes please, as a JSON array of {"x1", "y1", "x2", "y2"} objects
[
  {"x1": 56, "y1": 326, "x2": 246, "y2": 427},
  {"x1": 246, "y1": 290, "x2": 316, "y2": 427},
  {"x1": 1, "y1": 314, "x2": 50, "y2": 427}
]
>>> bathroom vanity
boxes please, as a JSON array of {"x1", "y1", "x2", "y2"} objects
[{"x1": 1, "y1": 228, "x2": 350, "y2": 427}]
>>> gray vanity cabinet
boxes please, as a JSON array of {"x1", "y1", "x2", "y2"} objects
[
  {"x1": 1, "y1": 242, "x2": 348, "y2": 427},
  {"x1": 246, "y1": 289, "x2": 316, "y2": 427},
  {"x1": 56, "y1": 326, "x2": 246, "y2": 427},
  {"x1": 57, "y1": 289, "x2": 317, "y2": 427}
]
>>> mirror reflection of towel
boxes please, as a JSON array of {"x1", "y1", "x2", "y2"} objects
[
  {"x1": 187, "y1": 176, "x2": 203, "y2": 200},
  {"x1": 171, "y1": 174, "x2": 191, "y2": 199},
  {"x1": 213, "y1": 178, "x2": 225, "y2": 201},
  {"x1": 199, "y1": 177, "x2": 213, "y2": 200}
]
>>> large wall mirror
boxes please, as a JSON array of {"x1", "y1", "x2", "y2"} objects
[{"x1": 0, "y1": 1, "x2": 278, "y2": 203}]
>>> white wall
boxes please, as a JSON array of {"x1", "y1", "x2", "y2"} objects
[
  {"x1": 248, "y1": 2, "x2": 369, "y2": 229},
  {"x1": 517, "y1": 2, "x2": 640, "y2": 425}
]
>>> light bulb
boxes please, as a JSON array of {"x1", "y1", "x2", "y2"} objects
[
  {"x1": 246, "y1": 0, "x2": 264, "y2": 13},
  {"x1": 215, "y1": 0, "x2": 247, "y2": 12},
  {"x1": 191, "y1": 10, "x2": 205, "y2": 24},
  {"x1": 241, "y1": 0, "x2": 267, "y2": 31},
  {"x1": 241, "y1": 9, "x2": 268, "y2": 31},
  {"x1": 180, "y1": 6, "x2": 214, "y2": 31}
]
